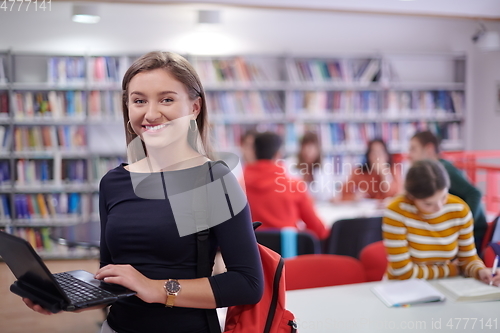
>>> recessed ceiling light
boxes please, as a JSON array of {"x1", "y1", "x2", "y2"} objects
[{"x1": 72, "y1": 4, "x2": 100, "y2": 24}]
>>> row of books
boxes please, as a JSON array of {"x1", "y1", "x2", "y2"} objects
[
  {"x1": 47, "y1": 56, "x2": 131, "y2": 84},
  {"x1": 0, "y1": 161, "x2": 9, "y2": 186},
  {"x1": 289, "y1": 90, "x2": 464, "y2": 116},
  {"x1": 0, "y1": 194, "x2": 10, "y2": 219},
  {"x1": 0, "y1": 57, "x2": 7, "y2": 84},
  {"x1": 13, "y1": 193, "x2": 89, "y2": 219},
  {"x1": 13, "y1": 91, "x2": 86, "y2": 119},
  {"x1": 1, "y1": 157, "x2": 125, "y2": 186},
  {"x1": 16, "y1": 159, "x2": 52, "y2": 185},
  {"x1": 0, "y1": 126, "x2": 12, "y2": 150},
  {"x1": 92, "y1": 157, "x2": 126, "y2": 183},
  {"x1": 88, "y1": 90, "x2": 122, "y2": 119},
  {"x1": 1, "y1": 228, "x2": 54, "y2": 252},
  {"x1": 385, "y1": 90, "x2": 464, "y2": 115},
  {"x1": 47, "y1": 57, "x2": 86, "y2": 84},
  {"x1": 13, "y1": 126, "x2": 87, "y2": 151},
  {"x1": 290, "y1": 121, "x2": 461, "y2": 152},
  {"x1": 192, "y1": 57, "x2": 278, "y2": 84},
  {"x1": 0, "y1": 92, "x2": 8, "y2": 116},
  {"x1": 12, "y1": 90, "x2": 123, "y2": 120},
  {"x1": 211, "y1": 120, "x2": 460, "y2": 155},
  {"x1": 286, "y1": 58, "x2": 381, "y2": 83},
  {"x1": 206, "y1": 91, "x2": 283, "y2": 116}
]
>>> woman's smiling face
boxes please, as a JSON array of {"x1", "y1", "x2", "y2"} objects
[{"x1": 127, "y1": 68, "x2": 200, "y2": 150}]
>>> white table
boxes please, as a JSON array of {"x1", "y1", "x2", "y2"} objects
[
  {"x1": 286, "y1": 281, "x2": 499, "y2": 333},
  {"x1": 315, "y1": 200, "x2": 385, "y2": 227}
]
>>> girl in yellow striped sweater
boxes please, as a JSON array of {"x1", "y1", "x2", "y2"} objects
[{"x1": 383, "y1": 159, "x2": 500, "y2": 286}]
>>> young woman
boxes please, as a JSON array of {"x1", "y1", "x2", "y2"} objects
[
  {"x1": 285, "y1": 132, "x2": 335, "y2": 202},
  {"x1": 341, "y1": 138, "x2": 402, "y2": 201},
  {"x1": 383, "y1": 159, "x2": 500, "y2": 285},
  {"x1": 23, "y1": 51, "x2": 264, "y2": 333}
]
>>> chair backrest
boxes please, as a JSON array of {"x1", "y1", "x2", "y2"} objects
[
  {"x1": 284, "y1": 254, "x2": 367, "y2": 290},
  {"x1": 255, "y1": 229, "x2": 321, "y2": 257},
  {"x1": 359, "y1": 240, "x2": 387, "y2": 282},
  {"x1": 325, "y1": 217, "x2": 383, "y2": 258}
]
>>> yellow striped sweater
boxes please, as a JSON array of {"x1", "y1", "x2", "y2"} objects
[{"x1": 383, "y1": 194, "x2": 485, "y2": 280}]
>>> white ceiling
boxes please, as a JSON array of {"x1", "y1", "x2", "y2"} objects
[{"x1": 100, "y1": 0, "x2": 500, "y2": 20}]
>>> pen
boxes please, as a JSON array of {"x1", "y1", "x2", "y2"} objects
[{"x1": 490, "y1": 255, "x2": 499, "y2": 286}]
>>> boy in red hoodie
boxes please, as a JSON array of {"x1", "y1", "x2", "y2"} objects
[{"x1": 243, "y1": 132, "x2": 329, "y2": 240}]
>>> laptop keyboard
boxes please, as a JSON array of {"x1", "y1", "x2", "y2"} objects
[{"x1": 53, "y1": 272, "x2": 115, "y2": 304}]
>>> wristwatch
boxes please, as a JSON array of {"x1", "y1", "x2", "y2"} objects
[{"x1": 164, "y1": 279, "x2": 181, "y2": 308}]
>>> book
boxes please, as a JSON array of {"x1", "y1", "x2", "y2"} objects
[
  {"x1": 435, "y1": 278, "x2": 500, "y2": 302},
  {"x1": 372, "y1": 279, "x2": 446, "y2": 307}
]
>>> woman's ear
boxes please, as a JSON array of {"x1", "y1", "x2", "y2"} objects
[{"x1": 192, "y1": 97, "x2": 201, "y2": 118}]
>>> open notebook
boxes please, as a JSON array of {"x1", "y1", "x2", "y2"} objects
[
  {"x1": 372, "y1": 279, "x2": 446, "y2": 307},
  {"x1": 435, "y1": 278, "x2": 500, "y2": 302}
]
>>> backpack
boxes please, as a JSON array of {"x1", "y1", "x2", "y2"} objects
[
  {"x1": 195, "y1": 161, "x2": 297, "y2": 333},
  {"x1": 197, "y1": 222, "x2": 297, "y2": 333}
]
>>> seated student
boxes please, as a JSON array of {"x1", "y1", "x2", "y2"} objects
[
  {"x1": 383, "y1": 159, "x2": 500, "y2": 286},
  {"x1": 408, "y1": 130, "x2": 487, "y2": 251},
  {"x1": 284, "y1": 132, "x2": 336, "y2": 202},
  {"x1": 341, "y1": 139, "x2": 402, "y2": 201},
  {"x1": 243, "y1": 132, "x2": 329, "y2": 240}
]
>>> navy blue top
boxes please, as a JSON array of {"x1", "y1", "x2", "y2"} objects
[{"x1": 99, "y1": 162, "x2": 263, "y2": 333}]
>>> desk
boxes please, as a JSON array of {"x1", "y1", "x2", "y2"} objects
[
  {"x1": 286, "y1": 281, "x2": 499, "y2": 333},
  {"x1": 315, "y1": 200, "x2": 384, "y2": 227}
]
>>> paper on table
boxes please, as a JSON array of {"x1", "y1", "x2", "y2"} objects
[
  {"x1": 372, "y1": 279, "x2": 446, "y2": 307},
  {"x1": 435, "y1": 278, "x2": 500, "y2": 302}
]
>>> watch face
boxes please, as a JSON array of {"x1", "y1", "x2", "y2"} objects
[{"x1": 166, "y1": 280, "x2": 181, "y2": 293}]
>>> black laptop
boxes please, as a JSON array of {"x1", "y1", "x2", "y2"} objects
[{"x1": 0, "y1": 231, "x2": 136, "y2": 313}]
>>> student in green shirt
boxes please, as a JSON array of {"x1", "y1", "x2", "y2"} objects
[{"x1": 408, "y1": 131, "x2": 487, "y2": 252}]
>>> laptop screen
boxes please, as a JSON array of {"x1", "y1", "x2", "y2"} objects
[{"x1": 0, "y1": 231, "x2": 67, "y2": 300}]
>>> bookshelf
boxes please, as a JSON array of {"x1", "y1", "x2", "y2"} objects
[
  {"x1": 192, "y1": 53, "x2": 466, "y2": 174},
  {"x1": 0, "y1": 51, "x2": 466, "y2": 258},
  {"x1": 0, "y1": 52, "x2": 129, "y2": 259}
]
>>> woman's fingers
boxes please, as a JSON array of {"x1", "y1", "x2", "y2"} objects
[{"x1": 23, "y1": 298, "x2": 54, "y2": 315}]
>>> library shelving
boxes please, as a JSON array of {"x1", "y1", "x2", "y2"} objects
[
  {"x1": 191, "y1": 53, "x2": 466, "y2": 172},
  {"x1": 0, "y1": 52, "x2": 129, "y2": 259},
  {"x1": 0, "y1": 51, "x2": 467, "y2": 258}
]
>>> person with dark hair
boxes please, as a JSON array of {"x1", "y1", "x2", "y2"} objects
[
  {"x1": 23, "y1": 51, "x2": 264, "y2": 333},
  {"x1": 409, "y1": 130, "x2": 487, "y2": 251},
  {"x1": 341, "y1": 139, "x2": 402, "y2": 201},
  {"x1": 284, "y1": 132, "x2": 336, "y2": 202},
  {"x1": 383, "y1": 159, "x2": 500, "y2": 285},
  {"x1": 243, "y1": 131, "x2": 329, "y2": 240}
]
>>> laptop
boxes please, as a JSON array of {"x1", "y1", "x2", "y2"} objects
[{"x1": 0, "y1": 231, "x2": 136, "y2": 313}]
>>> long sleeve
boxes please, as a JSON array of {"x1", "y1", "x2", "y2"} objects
[
  {"x1": 98, "y1": 178, "x2": 112, "y2": 268},
  {"x1": 383, "y1": 213, "x2": 459, "y2": 280},
  {"x1": 383, "y1": 195, "x2": 486, "y2": 280},
  {"x1": 293, "y1": 181, "x2": 329, "y2": 239},
  {"x1": 456, "y1": 217, "x2": 486, "y2": 278},
  {"x1": 207, "y1": 164, "x2": 264, "y2": 308}
]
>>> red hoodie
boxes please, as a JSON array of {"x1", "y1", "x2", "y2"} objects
[{"x1": 243, "y1": 160, "x2": 329, "y2": 240}]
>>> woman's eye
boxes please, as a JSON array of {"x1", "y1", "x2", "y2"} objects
[
  {"x1": 133, "y1": 99, "x2": 145, "y2": 104},
  {"x1": 162, "y1": 98, "x2": 174, "y2": 103}
]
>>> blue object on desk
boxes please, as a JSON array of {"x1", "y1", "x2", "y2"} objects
[{"x1": 281, "y1": 227, "x2": 298, "y2": 258}]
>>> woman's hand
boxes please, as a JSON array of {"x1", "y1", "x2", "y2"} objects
[
  {"x1": 477, "y1": 268, "x2": 500, "y2": 286},
  {"x1": 22, "y1": 298, "x2": 58, "y2": 315},
  {"x1": 95, "y1": 264, "x2": 164, "y2": 304}
]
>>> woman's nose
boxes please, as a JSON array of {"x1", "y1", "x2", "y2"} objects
[{"x1": 145, "y1": 104, "x2": 163, "y2": 123}]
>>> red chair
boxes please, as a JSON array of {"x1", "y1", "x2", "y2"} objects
[
  {"x1": 359, "y1": 241, "x2": 388, "y2": 282},
  {"x1": 284, "y1": 254, "x2": 367, "y2": 291}
]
